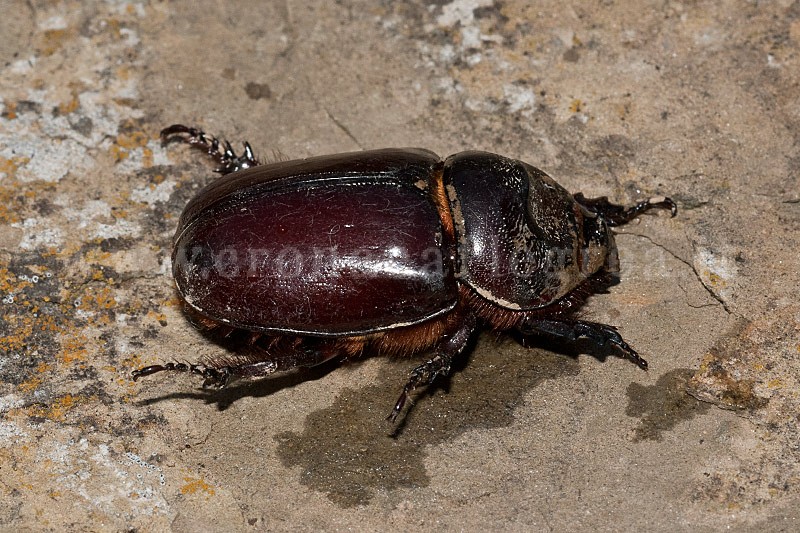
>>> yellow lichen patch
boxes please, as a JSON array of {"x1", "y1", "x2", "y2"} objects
[
  {"x1": 12, "y1": 394, "x2": 87, "y2": 422},
  {"x1": 0, "y1": 175, "x2": 54, "y2": 223},
  {"x1": 122, "y1": 353, "x2": 143, "y2": 371},
  {"x1": 181, "y1": 477, "x2": 216, "y2": 496},
  {"x1": 704, "y1": 270, "x2": 727, "y2": 288},
  {"x1": 57, "y1": 94, "x2": 80, "y2": 115},
  {"x1": 110, "y1": 129, "x2": 150, "y2": 163},
  {"x1": 0, "y1": 267, "x2": 33, "y2": 294},
  {"x1": 38, "y1": 28, "x2": 75, "y2": 56},
  {"x1": 111, "y1": 207, "x2": 130, "y2": 219},
  {"x1": 0, "y1": 156, "x2": 31, "y2": 177},
  {"x1": 116, "y1": 131, "x2": 150, "y2": 150},
  {"x1": 115, "y1": 65, "x2": 132, "y2": 81},
  {"x1": 690, "y1": 352, "x2": 768, "y2": 410},
  {"x1": 37, "y1": 314, "x2": 60, "y2": 333},
  {"x1": 569, "y1": 99, "x2": 585, "y2": 113},
  {"x1": 91, "y1": 268, "x2": 116, "y2": 284},
  {"x1": 767, "y1": 378, "x2": 783, "y2": 389},
  {"x1": 16, "y1": 361, "x2": 53, "y2": 393},
  {"x1": 2, "y1": 101, "x2": 18, "y2": 120},
  {"x1": 59, "y1": 333, "x2": 89, "y2": 365},
  {"x1": 145, "y1": 310, "x2": 168, "y2": 326},
  {"x1": 164, "y1": 295, "x2": 185, "y2": 309},
  {"x1": 109, "y1": 144, "x2": 130, "y2": 163},
  {"x1": 106, "y1": 18, "x2": 123, "y2": 40},
  {"x1": 83, "y1": 248, "x2": 113, "y2": 265},
  {"x1": 142, "y1": 146, "x2": 154, "y2": 168},
  {"x1": 0, "y1": 317, "x2": 35, "y2": 352},
  {"x1": 76, "y1": 285, "x2": 118, "y2": 312},
  {"x1": 17, "y1": 375, "x2": 44, "y2": 394}
]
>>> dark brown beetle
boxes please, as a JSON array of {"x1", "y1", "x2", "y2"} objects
[{"x1": 134, "y1": 124, "x2": 676, "y2": 421}]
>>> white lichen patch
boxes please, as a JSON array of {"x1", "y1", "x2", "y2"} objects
[
  {"x1": 12, "y1": 218, "x2": 65, "y2": 251},
  {"x1": 0, "y1": 394, "x2": 28, "y2": 448},
  {"x1": 99, "y1": 246, "x2": 162, "y2": 274},
  {"x1": 503, "y1": 83, "x2": 537, "y2": 115},
  {"x1": 694, "y1": 247, "x2": 737, "y2": 298},
  {"x1": 124, "y1": 451, "x2": 166, "y2": 486},
  {"x1": 435, "y1": 0, "x2": 504, "y2": 59},
  {"x1": 93, "y1": 217, "x2": 142, "y2": 240},
  {"x1": 437, "y1": 0, "x2": 495, "y2": 28},
  {"x1": 0, "y1": 421, "x2": 27, "y2": 446},
  {"x1": 56, "y1": 198, "x2": 142, "y2": 241},
  {"x1": 111, "y1": 138, "x2": 171, "y2": 174},
  {"x1": 130, "y1": 180, "x2": 176, "y2": 207},
  {"x1": 0, "y1": 133, "x2": 95, "y2": 183},
  {"x1": 62, "y1": 200, "x2": 113, "y2": 228},
  {"x1": 40, "y1": 438, "x2": 170, "y2": 518},
  {"x1": 38, "y1": 15, "x2": 68, "y2": 31}
]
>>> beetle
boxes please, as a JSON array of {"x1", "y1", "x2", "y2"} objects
[{"x1": 133, "y1": 124, "x2": 676, "y2": 421}]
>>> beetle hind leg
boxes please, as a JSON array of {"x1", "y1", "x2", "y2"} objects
[
  {"x1": 160, "y1": 124, "x2": 260, "y2": 175},
  {"x1": 574, "y1": 192, "x2": 677, "y2": 226},
  {"x1": 388, "y1": 315, "x2": 478, "y2": 423},
  {"x1": 131, "y1": 362, "x2": 234, "y2": 387},
  {"x1": 517, "y1": 318, "x2": 648, "y2": 370},
  {"x1": 131, "y1": 336, "x2": 341, "y2": 389}
]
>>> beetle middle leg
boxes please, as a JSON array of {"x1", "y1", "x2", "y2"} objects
[
  {"x1": 573, "y1": 192, "x2": 677, "y2": 226},
  {"x1": 388, "y1": 314, "x2": 478, "y2": 422},
  {"x1": 160, "y1": 124, "x2": 260, "y2": 175},
  {"x1": 516, "y1": 317, "x2": 648, "y2": 370}
]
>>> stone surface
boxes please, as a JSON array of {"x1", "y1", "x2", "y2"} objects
[{"x1": 1, "y1": 0, "x2": 799, "y2": 530}]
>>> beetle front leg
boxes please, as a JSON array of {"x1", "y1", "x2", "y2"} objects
[
  {"x1": 161, "y1": 124, "x2": 260, "y2": 175},
  {"x1": 388, "y1": 314, "x2": 478, "y2": 422},
  {"x1": 573, "y1": 192, "x2": 677, "y2": 226},
  {"x1": 517, "y1": 318, "x2": 648, "y2": 370}
]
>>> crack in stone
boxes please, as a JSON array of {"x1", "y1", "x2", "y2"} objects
[
  {"x1": 622, "y1": 231, "x2": 732, "y2": 315},
  {"x1": 322, "y1": 106, "x2": 364, "y2": 150}
]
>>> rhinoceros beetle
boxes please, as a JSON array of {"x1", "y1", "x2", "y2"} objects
[{"x1": 133, "y1": 124, "x2": 676, "y2": 421}]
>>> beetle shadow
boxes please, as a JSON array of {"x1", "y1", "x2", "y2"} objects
[{"x1": 388, "y1": 329, "x2": 631, "y2": 436}]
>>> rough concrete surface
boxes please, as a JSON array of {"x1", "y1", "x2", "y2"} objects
[{"x1": 1, "y1": 0, "x2": 798, "y2": 531}]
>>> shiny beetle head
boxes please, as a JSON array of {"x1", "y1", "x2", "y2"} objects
[
  {"x1": 444, "y1": 152, "x2": 616, "y2": 311},
  {"x1": 576, "y1": 202, "x2": 620, "y2": 275}
]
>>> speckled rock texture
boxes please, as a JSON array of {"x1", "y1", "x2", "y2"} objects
[{"x1": 1, "y1": 1, "x2": 799, "y2": 531}]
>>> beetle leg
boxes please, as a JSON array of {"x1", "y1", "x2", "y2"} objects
[
  {"x1": 131, "y1": 362, "x2": 233, "y2": 387},
  {"x1": 160, "y1": 124, "x2": 261, "y2": 175},
  {"x1": 132, "y1": 341, "x2": 337, "y2": 388},
  {"x1": 388, "y1": 314, "x2": 478, "y2": 422},
  {"x1": 517, "y1": 318, "x2": 648, "y2": 370},
  {"x1": 573, "y1": 192, "x2": 677, "y2": 226}
]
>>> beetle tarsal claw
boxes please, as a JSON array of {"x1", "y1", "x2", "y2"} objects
[{"x1": 160, "y1": 123, "x2": 260, "y2": 175}]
